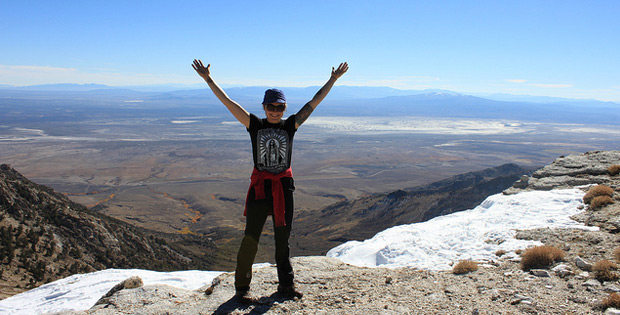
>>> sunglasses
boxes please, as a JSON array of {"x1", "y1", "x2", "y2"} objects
[{"x1": 265, "y1": 103, "x2": 286, "y2": 112}]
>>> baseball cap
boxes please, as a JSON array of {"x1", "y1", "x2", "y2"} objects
[{"x1": 262, "y1": 88, "x2": 286, "y2": 104}]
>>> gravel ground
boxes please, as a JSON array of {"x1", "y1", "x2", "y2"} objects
[{"x1": 57, "y1": 249, "x2": 617, "y2": 315}]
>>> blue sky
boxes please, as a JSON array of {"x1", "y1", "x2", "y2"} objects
[{"x1": 1, "y1": 0, "x2": 619, "y2": 101}]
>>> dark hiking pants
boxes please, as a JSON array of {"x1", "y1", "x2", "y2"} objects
[{"x1": 235, "y1": 178, "x2": 295, "y2": 292}]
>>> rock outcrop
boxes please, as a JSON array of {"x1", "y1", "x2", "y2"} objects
[{"x1": 505, "y1": 150, "x2": 620, "y2": 193}]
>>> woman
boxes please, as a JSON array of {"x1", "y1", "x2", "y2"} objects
[{"x1": 192, "y1": 59, "x2": 348, "y2": 302}]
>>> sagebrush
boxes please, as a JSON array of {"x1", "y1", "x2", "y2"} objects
[
  {"x1": 590, "y1": 195, "x2": 615, "y2": 210},
  {"x1": 602, "y1": 293, "x2": 620, "y2": 309},
  {"x1": 593, "y1": 259, "x2": 619, "y2": 282},
  {"x1": 452, "y1": 260, "x2": 478, "y2": 274},
  {"x1": 520, "y1": 245, "x2": 565, "y2": 270},
  {"x1": 614, "y1": 247, "x2": 620, "y2": 263},
  {"x1": 583, "y1": 185, "x2": 614, "y2": 204},
  {"x1": 609, "y1": 165, "x2": 620, "y2": 176}
]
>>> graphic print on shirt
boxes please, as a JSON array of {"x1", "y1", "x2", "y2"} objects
[{"x1": 257, "y1": 128, "x2": 289, "y2": 173}]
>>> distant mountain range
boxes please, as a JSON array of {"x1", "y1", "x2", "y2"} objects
[
  {"x1": 1, "y1": 82, "x2": 616, "y2": 103},
  {"x1": 1, "y1": 84, "x2": 619, "y2": 125}
]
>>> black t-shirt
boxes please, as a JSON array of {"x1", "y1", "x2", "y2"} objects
[{"x1": 247, "y1": 113, "x2": 297, "y2": 174}]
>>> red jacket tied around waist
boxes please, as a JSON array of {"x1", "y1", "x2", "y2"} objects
[{"x1": 245, "y1": 167, "x2": 293, "y2": 227}]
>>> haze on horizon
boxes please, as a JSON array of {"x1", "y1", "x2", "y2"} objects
[{"x1": 1, "y1": 1, "x2": 619, "y2": 102}]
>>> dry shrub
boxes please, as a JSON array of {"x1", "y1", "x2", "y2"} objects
[
  {"x1": 602, "y1": 293, "x2": 620, "y2": 309},
  {"x1": 614, "y1": 247, "x2": 620, "y2": 263},
  {"x1": 590, "y1": 195, "x2": 615, "y2": 210},
  {"x1": 593, "y1": 259, "x2": 620, "y2": 282},
  {"x1": 453, "y1": 260, "x2": 478, "y2": 274},
  {"x1": 583, "y1": 185, "x2": 615, "y2": 204},
  {"x1": 609, "y1": 165, "x2": 620, "y2": 176},
  {"x1": 520, "y1": 245, "x2": 565, "y2": 270}
]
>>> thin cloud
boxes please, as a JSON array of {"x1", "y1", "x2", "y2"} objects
[
  {"x1": 348, "y1": 76, "x2": 440, "y2": 89},
  {"x1": 531, "y1": 83, "x2": 574, "y2": 88},
  {"x1": 0, "y1": 64, "x2": 193, "y2": 86},
  {"x1": 503, "y1": 78, "x2": 574, "y2": 89},
  {"x1": 504, "y1": 79, "x2": 572, "y2": 88},
  {"x1": 0, "y1": 64, "x2": 78, "y2": 73}
]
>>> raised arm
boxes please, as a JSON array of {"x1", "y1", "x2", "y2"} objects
[
  {"x1": 295, "y1": 62, "x2": 348, "y2": 129},
  {"x1": 192, "y1": 59, "x2": 250, "y2": 128}
]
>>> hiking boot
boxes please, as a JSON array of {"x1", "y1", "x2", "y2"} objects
[
  {"x1": 277, "y1": 284, "x2": 303, "y2": 299},
  {"x1": 235, "y1": 290, "x2": 257, "y2": 304}
]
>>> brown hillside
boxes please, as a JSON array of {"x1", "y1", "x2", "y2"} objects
[{"x1": 0, "y1": 164, "x2": 219, "y2": 299}]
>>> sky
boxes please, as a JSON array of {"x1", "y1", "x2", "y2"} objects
[
  {"x1": 1, "y1": 1, "x2": 619, "y2": 101},
  {"x1": 0, "y1": 188, "x2": 595, "y2": 314}
]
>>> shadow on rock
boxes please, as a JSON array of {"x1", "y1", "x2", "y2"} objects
[{"x1": 213, "y1": 292, "x2": 298, "y2": 315}]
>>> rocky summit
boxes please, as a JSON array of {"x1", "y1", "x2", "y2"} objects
[{"x1": 51, "y1": 150, "x2": 620, "y2": 315}]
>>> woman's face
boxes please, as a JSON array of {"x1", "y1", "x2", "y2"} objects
[{"x1": 264, "y1": 102, "x2": 286, "y2": 123}]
